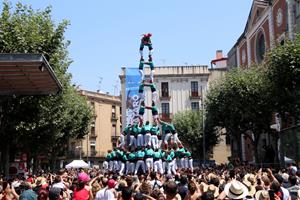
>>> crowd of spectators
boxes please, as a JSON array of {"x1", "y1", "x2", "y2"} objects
[{"x1": 0, "y1": 163, "x2": 300, "y2": 200}]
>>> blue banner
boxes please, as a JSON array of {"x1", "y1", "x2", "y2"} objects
[{"x1": 125, "y1": 68, "x2": 141, "y2": 125}]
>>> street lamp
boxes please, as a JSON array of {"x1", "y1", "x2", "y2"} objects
[{"x1": 75, "y1": 146, "x2": 82, "y2": 160}]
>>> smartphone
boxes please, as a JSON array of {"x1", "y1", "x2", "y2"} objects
[{"x1": 269, "y1": 190, "x2": 275, "y2": 200}]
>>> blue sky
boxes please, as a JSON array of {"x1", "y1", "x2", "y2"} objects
[{"x1": 8, "y1": 1, "x2": 252, "y2": 95}]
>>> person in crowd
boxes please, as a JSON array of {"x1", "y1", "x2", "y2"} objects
[
  {"x1": 95, "y1": 179, "x2": 117, "y2": 200},
  {"x1": 73, "y1": 172, "x2": 90, "y2": 200}
]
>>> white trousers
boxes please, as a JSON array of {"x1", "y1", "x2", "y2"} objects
[
  {"x1": 119, "y1": 162, "x2": 125, "y2": 175},
  {"x1": 103, "y1": 161, "x2": 108, "y2": 171},
  {"x1": 150, "y1": 135, "x2": 159, "y2": 149},
  {"x1": 129, "y1": 135, "x2": 137, "y2": 148},
  {"x1": 144, "y1": 133, "x2": 151, "y2": 146},
  {"x1": 152, "y1": 91, "x2": 158, "y2": 102},
  {"x1": 109, "y1": 161, "x2": 114, "y2": 171},
  {"x1": 113, "y1": 160, "x2": 119, "y2": 172},
  {"x1": 162, "y1": 161, "x2": 166, "y2": 174},
  {"x1": 118, "y1": 134, "x2": 125, "y2": 148},
  {"x1": 137, "y1": 134, "x2": 144, "y2": 147},
  {"x1": 150, "y1": 70, "x2": 155, "y2": 82},
  {"x1": 180, "y1": 158, "x2": 186, "y2": 169},
  {"x1": 189, "y1": 158, "x2": 193, "y2": 172},
  {"x1": 172, "y1": 133, "x2": 180, "y2": 143},
  {"x1": 145, "y1": 158, "x2": 153, "y2": 172},
  {"x1": 126, "y1": 162, "x2": 135, "y2": 174},
  {"x1": 135, "y1": 160, "x2": 146, "y2": 174},
  {"x1": 167, "y1": 160, "x2": 177, "y2": 175},
  {"x1": 154, "y1": 160, "x2": 163, "y2": 174},
  {"x1": 164, "y1": 133, "x2": 172, "y2": 144},
  {"x1": 139, "y1": 70, "x2": 145, "y2": 81}
]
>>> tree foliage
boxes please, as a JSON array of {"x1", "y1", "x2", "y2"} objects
[
  {"x1": 0, "y1": 1, "x2": 92, "y2": 173},
  {"x1": 173, "y1": 110, "x2": 219, "y2": 160},
  {"x1": 265, "y1": 36, "x2": 300, "y2": 119},
  {"x1": 205, "y1": 67, "x2": 273, "y2": 161}
]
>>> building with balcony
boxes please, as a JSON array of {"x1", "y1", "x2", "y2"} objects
[
  {"x1": 120, "y1": 65, "x2": 226, "y2": 125},
  {"x1": 68, "y1": 90, "x2": 121, "y2": 165}
]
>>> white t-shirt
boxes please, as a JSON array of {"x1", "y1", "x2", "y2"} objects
[
  {"x1": 52, "y1": 182, "x2": 65, "y2": 189},
  {"x1": 281, "y1": 186, "x2": 290, "y2": 200},
  {"x1": 150, "y1": 179, "x2": 163, "y2": 189},
  {"x1": 95, "y1": 187, "x2": 115, "y2": 200}
]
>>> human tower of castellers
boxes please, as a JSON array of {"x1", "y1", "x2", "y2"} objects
[{"x1": 103, "y1": 34, "x2": 193, "y2": 176}]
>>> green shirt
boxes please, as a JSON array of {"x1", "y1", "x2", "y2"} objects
[
  {"x1": 145, "y1": 148, "x2": 154, "y2": 157},
  {"x1": 136, "y1": 150, "x2": 145, "y2": 158},
  {"x1": 185, "y1": 151, "x2": 192, "y2": 157},
  {"x1": 106, "y1": 153, "x2": 112, "y2": 161},
  {"x1": 111, "y1": 151, "x2": 117, "y2": 159},
  {"x1": 138, "y1": 84, "x2": 144, "y2": 92},
  {"x1": 150, "y1": 125, "x2": 159, "y2": 135},
  {"x1": 117, "y1": 150, "x2": 124, "y2": 159},
  {"x1": 153, "y1": 151, "x2": 161, "y2": 159},
  {"x1": 166, "y1": 154, "x2": 174, "y2": 162},
  {"x1": 178, "y1": 148, "x2": 186, "y2": 158},
  {"x1": 132, "y1": 124, "x2": 142, "y2": 136},
  {"x1": 128, "y1": 152, "x2": 136, "y2": 161},
  {"x1": 150, "y1": 83, "x2": 156, "y2": 92},
  {"x1": 122, "y1": 154, "x2": 128, "y2": 162},
  {"x1": 124, "y1": 125, "x2": 131, "y2": 135},
  {"x1": 161, "y1": 121, "x2": 175, "y2": 132},
  {"x1": 152, "y1": 106, "x2": 158, "y2": 114},
  {"x1": 139, "y1": 106, "x2": 145, "y2": 114},
  {"x1": 169, "y1": 150, "x2": 175, "y2": 159},
  {"x1": 139, "y1": 61, "x2": 144, "y2": 70},
  {"x1": 143, "y1": 124, "x2": 151, "y2": 133}
]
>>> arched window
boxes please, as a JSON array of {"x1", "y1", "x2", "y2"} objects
[{"x1": 256, "y1": 31, "x2": 266, "y2": 63}]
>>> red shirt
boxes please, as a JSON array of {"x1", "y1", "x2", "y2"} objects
[{"x1": 73, "y1": 188, "x2": 89, "y2": 200}]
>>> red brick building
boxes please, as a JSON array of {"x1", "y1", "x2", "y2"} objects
[
  {"x1": 227, "y1": 0, "x2": 300, "y2": 163},
  {"x1": 228, "y1": 0, "x2": 299, "y2": 69}
]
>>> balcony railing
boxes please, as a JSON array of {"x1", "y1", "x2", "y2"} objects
[
  {"x1": 189, "y1": 91, "x2": 202, "y2": 100},
  {"x1": 111, "y1": 135, "x2": 120, "y2": 142},
  {"x1": 159, "y1": 113, "x2": 173, "y2": 122},
  {"x1": 89, "y1": 133, "x2": 97, "y2": 139},
  {"x1": 90, "y1": 150, "x2": 97, "y2": 157},
  {"x1": 111, "y1": 113, "x2": 118, "y2": 121},
  {"x1": 160, "y1": 95, "x2": 171, "y2": 101}
]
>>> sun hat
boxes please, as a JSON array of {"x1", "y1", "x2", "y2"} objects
[
  {"x1": 224, "y1": 180, "x2": 248, "y2": 199},
  {"x1": 244, "y1": 173, "x2": 256, "y2": 185},
  {"x1": 78, "y1": 172, "x2": 90, "y2": 182},
  {"x1": 255, "y1": 190, "x2": 269, "y2": 200},
  {"x1": 242, "y1": 180, "x2": 256, "y2": 197},
  {"x1": 207, "y1": 184, "x2": 219, "y2": 198},
  {"x1": 108, "y1": 179, "x2": 117, "y2": 188},
  {"x1": 282, "y1": 173, "x2": 289, "y2": 182}
]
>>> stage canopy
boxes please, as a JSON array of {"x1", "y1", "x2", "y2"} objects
[
  {"x1": 0, "y1": 54, "x2": 62, "y2": 95},
  {"x1": 65, "y1": 160, "x2": 90, "y2": 169}
]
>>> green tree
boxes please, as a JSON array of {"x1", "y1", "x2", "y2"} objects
[
  {"x1": 266, "y1": 36, "x2": 300, "y2": 121},
  {"x1": 0, "y1": 2, "x2": 92, "y2": 175},
  {"x1": 205, "y1": 67, "x2": 273, "y2": 162},
  {"x1": 173, "y1": 110, "x2": 219, "y2": 160}
]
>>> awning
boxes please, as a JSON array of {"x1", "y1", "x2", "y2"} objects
[
  {"x1": 65, "y1": 160, "x2": 90, "y2": 169},
  {"x1": 0, "y1": 54, "x2": 62, "y2": 95}
]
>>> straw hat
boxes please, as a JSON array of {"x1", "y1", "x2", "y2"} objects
[
  {"x1": 255, "y1": 190, "x2": 269, "y2": 200},
  {"x1": 244, "y1": 173, "x2": 256, "y2": 185},
  {"x1": 243, "y1": 180, "x2": 256, "y2": 197},
  {"x1": 207, "y1": 184, "x2": 219, "y2": 198},
  {"x1": 224, "y1": 180, "x2": 248, "y2": 200}
]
